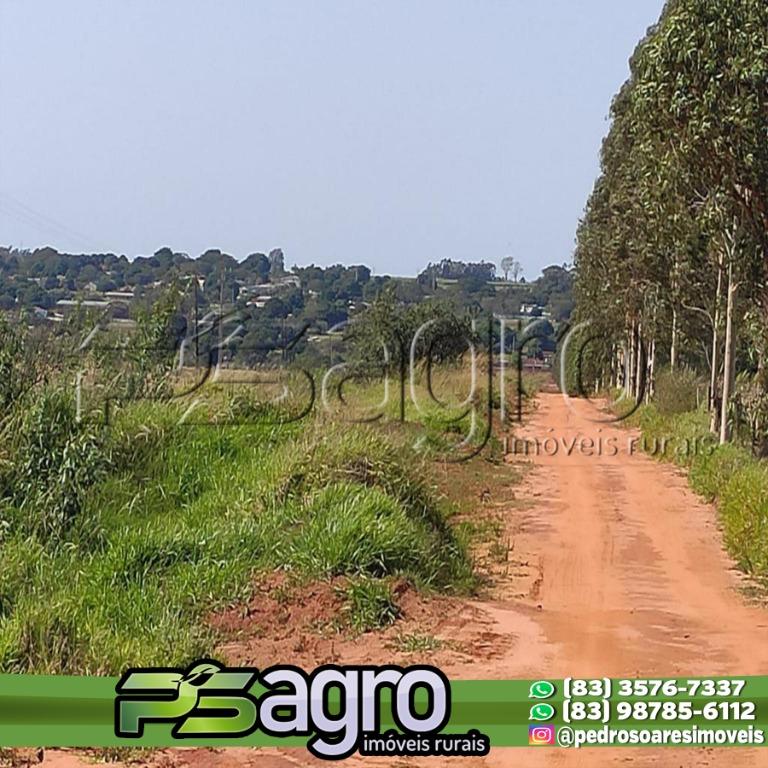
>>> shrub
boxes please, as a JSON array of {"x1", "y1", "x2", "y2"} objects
[
  {"x1": 638, "y1": 406, "x2": 710, "y2": 467},
  {"x1": 10, "y1": 389, "x2": 107, "y2": 539},
  {"x1": 637, "y1": 402, "x2": 768, "y2": 581},
  {"x1": 690, "y1": 443, "x2": 754, "y2": 501},
  {"x1": 654, "y1": 367, "x2": 701, "y2": 416},
  {"x1": 0, "y1": 305, "x2": 478, "y2": 674},
  {"x1": 718, "y1": 463, "x2": 768, "y2": 576},
  {"x1": 0, "y1": 401, "x2": 472, "y2": 673}
]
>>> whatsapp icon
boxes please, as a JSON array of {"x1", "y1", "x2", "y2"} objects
[
  {"x1": 529, "y1": 703, "x2": 556, "y2": 721},
  {"x1": 529, "y1": 680, "x2": 556, "y2": 699}
]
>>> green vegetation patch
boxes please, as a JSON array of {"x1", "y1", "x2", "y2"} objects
[
  {"x1": 0, "y1": 396, "x2": 472, "y2": 674},
  {"x1": 635, "y1": 404, "x2": 768, "y2": 584},
  {"x1": 341, "y1": 577, "x2": 401, "y2": 634}
]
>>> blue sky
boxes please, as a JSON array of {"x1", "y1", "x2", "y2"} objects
[{"x1": 0, "y1": 0, "x2": 665, "y2": 277}]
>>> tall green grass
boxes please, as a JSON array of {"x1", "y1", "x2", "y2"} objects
[
  {"x1": 0, "y1": 395, "x2": 472, "y2": 674},
  {"x1": 634, "y1": 404, "x2": 768, "y2": 583}
]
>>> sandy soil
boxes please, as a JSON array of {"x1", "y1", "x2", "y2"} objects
[{"x1": 32, "y1": 392, "x2": 768, "y2": 767}]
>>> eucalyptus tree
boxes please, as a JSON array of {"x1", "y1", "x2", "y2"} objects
[
  {"x1": 575, "y1": 0, "x2": 767, "y2": 444},
  {"x1": 630, "y1": 0, "x2": 768, "y2": 441}
]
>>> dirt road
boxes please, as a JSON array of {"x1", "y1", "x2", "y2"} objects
[
  {"x1": 491, "y1": 391, "x2": 768, "y2": 680},
  {"x1": 445, "y1": 390, "x2": 768, "y2": 766},
  {"x1": 306, "y1": 391, "x2": 768, "y2": 766},
  {"x1": 45, "y1": 392, "x2": 768, "y2": 767}
]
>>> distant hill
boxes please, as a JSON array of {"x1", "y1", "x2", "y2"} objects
[{"x1": 0, "y1": 245, "x2": 573, "y2": 344}]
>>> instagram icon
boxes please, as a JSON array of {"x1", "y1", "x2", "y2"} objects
[{"x1": 529, "y1": 725, "x2": 556, "y2": 746}]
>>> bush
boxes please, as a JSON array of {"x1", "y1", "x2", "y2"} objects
[
  {"x1": 654, "y1": 367, "x2": 701, "y2": 416},
  {"x1": 718, "y1": 463, "x2": 768, "y2": 576},
  {"x1": 8, "y1": 389, "x2": 107, "y2": 539},
  {"x1": 638, "y1": 406, "x2": 710, "y2": 467},
  {"x1": 690, "y1": 443, "x2": 754, "y2": 501},
  {"x1": 0, "y1": 312, "x2": 475, "y2": 673}
]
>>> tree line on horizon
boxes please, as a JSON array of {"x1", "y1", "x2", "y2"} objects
[
  {"x1": 573, "y1": 0, "x2": 767, "y2": 451},
  {"x1": 0, "y1": 242, "x2": 573, "y2": 371},
  {"x1": 0, "y1": 244, "x2": 573, "y2": 321}
]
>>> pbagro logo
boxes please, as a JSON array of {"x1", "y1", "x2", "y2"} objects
[{"x1": 115, "y1": 659, "x2": 486, "y2": 760}]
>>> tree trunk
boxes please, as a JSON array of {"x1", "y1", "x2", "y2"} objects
[
  {"x1": 627, "y1": 323, "x2": 636, "y2": 398},
  {"x1": 709, "y1": 254, "x2": 724, "y2": 433},
  {"x1": 616, "y1": 346, "x2": 624, "y2": 390},
  {"x1": 670, "y1": 306, "x2": 678, "y2": 371},
  {"x1": 720, "y1": 259, "x2": 737, "y2": 444},
  {"x1": 647, "y1": 336, "x2": 656, "y2": 404},
  {"x1": 635, "y1": 321, "x2": 644, "y2": 401}
]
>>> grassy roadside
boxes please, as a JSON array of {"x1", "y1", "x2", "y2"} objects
[
  {"x1": 623, "y1": 401, "x2": 768, "y2": 582},
  {"x1": 0, "y1": 396, "x2": 473, "y2": 674},
  {"x1": 0, "y1": 360, "x2": 528, "y2": 675}
]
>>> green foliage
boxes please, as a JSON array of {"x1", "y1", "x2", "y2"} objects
[
  {"x1": 6, "y1": 389, "x2": 107, "y2": 540},
  {"x1": 735, "y1": 371, "x2": 768, "y2": 454},
  {"x1": 0, "y1": 320, "x2": 64, "y2": 415},
  {"x1": 258, "y1": 422, "x2": 472, "y2": 587},
  {"x1": 690, "y1": 443, "x2": 754, "y2": 502},
  {"x1": 556, "y1": 323, "x2": 606, "y2": 397},
  {"x1": 342, "y1": 577, "x2": 400, "y2": 633},
  {"x1": 573, "y1": 0, "x2": 768, "y2": 398},
  {"x1": 349, "y1": 288, "x2": 476, "y2": 372},
  {"x1": 529, "y1": 266, "x2": 573, "y2": 321},
  {"x1": 119, "y1": 284, "x2": 185, "y2": 401},
  {"x1": 636, "y1": 404, "x2": 768, "y2": 581},
  {"x1": 717, "y1": 463, "x2": 768, "y2": 576},
  {"x1": 284, "y1": 482, "x2": 451, "y2": 583},
  {"x1": 0, "y1": 318, "x2": 26, "y2": 412},
  {"x1": 0, "y1": 399, "x2": 472, "y2": 673},
  {"x1": 637, "y1": 405, "x2": 711, "y2": 466},
  {"x1": 418, "y1": 259, "x2": 495, "y2": 283},
  {"x1": 654, "y1": 367, "x2": 701, "y2": 415},
  {"x1": 0, "y1": 307, "x2": 476, "y2": 673}
]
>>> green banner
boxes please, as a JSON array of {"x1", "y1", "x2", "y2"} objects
[{"x1": 1, "y1": 670, "x2": 767, "y2": 753}]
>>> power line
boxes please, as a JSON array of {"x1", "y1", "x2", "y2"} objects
[{"x1": 0, "y1": 191, "x2": 108, "y2": 251}]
